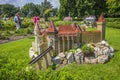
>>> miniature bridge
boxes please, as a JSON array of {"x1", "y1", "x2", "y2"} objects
[{"x1": 29, "y1": 46, "x2": 53, "y2": 69}]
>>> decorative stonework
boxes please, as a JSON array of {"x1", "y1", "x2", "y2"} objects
[
  {"x1": 29, "y1": 15, "x2": 111, "y2": 70},
  {"x1": 51, "y1": 40, "x2": 114, "y2": 65}
]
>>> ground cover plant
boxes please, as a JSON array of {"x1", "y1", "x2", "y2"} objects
[{"x1": 0, "y1": 27, "x2": 120, "y2": 80}]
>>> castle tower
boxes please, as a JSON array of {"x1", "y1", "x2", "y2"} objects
[
  {"x1": 47, "y1": 21, "x2": 58, "y2": 53},
  {"x1": 97, "y1": 14, "x2": 106, "y2": 40},
  {"x1": 34, "y1": 23, "x2": 42, "y2": 54}
]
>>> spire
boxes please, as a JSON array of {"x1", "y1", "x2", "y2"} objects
[
  {"x1": 98, "y1": 14, "x2": 105, "y2": 22},
  {"x1": 34, "y1": 23, "x2": 41, "y2": 35},
  {"x1": 75, "y1": 25, "x2": 82, "y2": 33},
  {"x1": 47, "y1": 20, "x2": 57, "y2": 33}
]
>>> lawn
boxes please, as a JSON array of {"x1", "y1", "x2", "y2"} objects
[{"x1": 0, "y1": 27, "x2": 120, "y2": 80}]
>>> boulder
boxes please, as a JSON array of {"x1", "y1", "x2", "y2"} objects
[
  {"x1": 29, "y1": 47, "x2": 37, "y2": 58},
  {"x1": 101, "y1": 40, "x2": 109, "y2": 46},
  {"x1": 74, "y1": 51, "x2": 84, "y2": 63},
  {"x1": 76, "y1": 48, "x2": 82, "y2": 53},
  {"x1": 109, "y1": 53, "x2": 114, "y2": 58},
  {"x1": 58, "y1": 52, "x2": 66, "y2": 58},
  {"x1": 67, "y1": 52, "x2": 74, "y2": 64},
  {"x1": 52, "y1": 56, "x2": 61, "y2": 64},
  {"x1": 97, "y1": 55, "x2": 109, "y2": 64},
  {"x1": 109, "y1": 47, "x2": 114, "y2": 53},
  {"x1": 84, "y1": 57, "x2": 97, "y2": 64}
]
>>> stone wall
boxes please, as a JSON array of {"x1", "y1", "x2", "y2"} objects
[
  {"x1": 82, "y1": 30, "x2": 101, "y2": 43},
  {"x1": 52, "y1": 40, "x2": 114, "y2": 65},
  {"x1": 57, "y1": 35, "x2": 81, "y2": 53}
]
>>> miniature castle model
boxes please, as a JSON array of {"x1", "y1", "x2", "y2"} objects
[{"x1": 29, "y1": 15, "x2": 111, "y2": 70}]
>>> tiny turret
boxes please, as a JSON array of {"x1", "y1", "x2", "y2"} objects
[
  {"x1": 47, "y1": 20, "x2": 57, "y2": 34},
  {"x1": 34, "y1": 23, "x2": 41, "y2": 36},
  {"x1": 34, "y1": 23, "x2": 41, "y2": 54},
  {"x1": 47, "y1": 20, "x2": 58, "y2": 53},
  {"x1": 97, "y1": 14, "x2": 106, "y2": 40}
]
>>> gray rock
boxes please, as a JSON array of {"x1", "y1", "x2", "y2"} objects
[
  {"x1": 76, "y1": 48, "x2": 82, "y2": 53},
  {"x1": 98, "y1": 55, "x2": 109, "y2": 64},
  {"x1": 29, "y1": 47, "x2": 37, "y2": 58},
  {"x1": 109, "y1": 47, "x2": 114, "y2": 53},
  {"x1": 67, "y1": 52, "x2": 74, "y2": 64},
  {"x1": 58, "y1": 52, "x2": 66, "y2": 58},
  {"x1": 52, "y1": 56, "x2": 61, "y2": 64},
  {"x1": 109, "y1": 53, "x2": 114, "y2": 58},
  {"x1": 84, "y1": 57, "x2": 97, "y2": 64},
  {"x1": 101, "y1": 40, "x2": 109, "y2": 46},
  {"x1": 102, "y1": 47, "x2": 110, "y2": 55},
  {"x1": 74, "y1": 51, "x2": 84, "y2": 63}
]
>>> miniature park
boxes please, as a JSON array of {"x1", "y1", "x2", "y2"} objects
[{"x1": 0, "y1": 0, "x2": 120, "y2": 80}]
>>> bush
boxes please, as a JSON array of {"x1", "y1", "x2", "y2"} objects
[
  {"x1": 105, "y1": 18, "x2": 120, "y2": 29},
  {"x1": 106, "y1": 22, "x2": 120, "y2": 29},
  {"x1": 81, "y1": 44, "x2": 94, "y2": 55},
  {"x1": 105, "y1": 18, "x2": 120, "y2": 22},
  {"x1": 2, "y1": 20, "x2": 16, "y2": 30},
  {"x1": 22, "y1": 18, "x2": 34, "y2": 28},
  {"x1": 54, "y1": 21, "x2": 72, "y2": 27}
]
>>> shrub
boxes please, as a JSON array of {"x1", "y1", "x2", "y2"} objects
[
  {"x1": 2, "y1": 20, "x2": 16, "y2": 30},
  {"x1": 105, "y1": 18, "x2": 120, "y2": 29},
  {"x1": 105, "y1": 18, "x2": 120, "y2": 22},
  {"x1": 22, "y1": 18, "x2": 34, "y2": 28},
  {"x1": 106, "y1": 22, "x2": 120, "y2": 29},
  {"x1": 54, "y1": 21, "x2": 72, "y2": 27},
  {"x1": 81, "y1": 44, "x2": 94, "y2": 55}
]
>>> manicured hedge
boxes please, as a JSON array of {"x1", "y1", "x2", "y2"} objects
[
  {"x1": 106, "y1": 18, "x2": 120, "y2": 29},
  {"x1": 105, "y1": 18, "x2": 120, "y2": 22}
]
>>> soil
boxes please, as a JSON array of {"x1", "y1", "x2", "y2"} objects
[{"x1": 0, "y1": 34, "x2": 33, "y2": 44}]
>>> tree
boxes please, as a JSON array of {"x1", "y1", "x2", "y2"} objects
[
  {"x1": 59, "y1": 0, "x2": 69, "y2": 19},
  {"x1": 93, "y1": 0, "x2": 106, "y2": 18},
  {"x1": 76, "y1": 0, "x2": 95, "y2": 17},
  {"x1": 41, "y1": 0, "x2": 53, "y2": 21},
  {"x1": 0, "y1": 4, "x2": 18, "y2": 17},
  {"x1": 59, "y1": 0, "x2": 108, "y2": 19},
  {"x1": 21, "y1": 3, "x2": 40, "y2": 17},
  {"x1": 106, "y1": 0, "x2": 120, "y2": 17}
]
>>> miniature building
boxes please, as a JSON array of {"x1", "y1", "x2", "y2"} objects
[
  {"x1": 29, "y1": 15, "x2": 106, "y2": 69},
  {"x1": 32, "y1": 16, "x2": 105, "y2": 54}
]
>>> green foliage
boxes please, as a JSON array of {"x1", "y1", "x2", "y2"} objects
[
  {"x1": 2, "y1": 19, "x2": 16, "y2": 30},
  {"x1": 106, "y1": 18, "x2": 120, "y2": 22},
  {"x1": 106, "y1": 18, "x2": 120, "y2": 29},
  {"x1": 106, "y1": 0, "x2": 120, "y2": 17},
  {"x1": 59, "y1": 0, "x2": 106, "y2": 18},
  {"x1": 106, "y1": 22, "x2": 120, "y2": 29},
  {"x1": 0, "y1": 4, "x2": 18, "y2": 17},
  {"x1": 21, "y1": 3, "x2": 40, "y2": 17},
  {"x1": 22, "y1": 18, "x2": 34, "y2": 28},
  {"x1": 69, "y1": 48, "x2": 76, "y2": 53},
  {"x1": 54, "y1": 21, "x2": 71, "y2": 26},
  {"x1": 0, "y1": 27, "x2": 120, "y2": 79},
  {"x1": 81, "y1": 44, "x2": 94, "y2": 54},
  {"x1": 0, "y1": 18, "x2": 34, "y2": 39}
]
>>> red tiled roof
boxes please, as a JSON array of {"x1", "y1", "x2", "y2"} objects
[
  {"x1": 98, "y1": 14, "x2": 105, "y2": 22},
  {"x1": 47, "y1": 21, "x2": 57, "y2": 33},
  {"x1": 42, "y1": 29, "x2": 47, "y2": 36},
  {"x1": 58, "y1": 24, "x2": 81, "y2": 35},
  {"x1": 75, "y1": 25, "x2": 82, "y2": 33}
]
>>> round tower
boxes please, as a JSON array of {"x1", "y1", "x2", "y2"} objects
[{"x1": 97, "y1": 14, "x2": 106, "y2": 40}]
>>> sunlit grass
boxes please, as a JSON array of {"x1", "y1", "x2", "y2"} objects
[{"x1": 0, "y1": 27, "x2": 120, "y2": 79}]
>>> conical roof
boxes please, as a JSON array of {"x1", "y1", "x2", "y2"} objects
[{"x1": 47, "y1": 21, "x2": 57, "y2": 33}]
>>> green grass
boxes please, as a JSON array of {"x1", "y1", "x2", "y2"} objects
[{"x1": 0, "y1": 27, "x2": 120, "y2": 80}]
